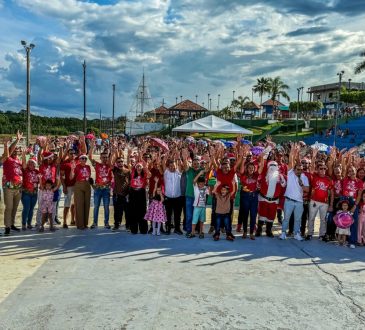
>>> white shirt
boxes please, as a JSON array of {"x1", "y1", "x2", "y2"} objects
[
  {"x1": 284, "y1": 169, "x2": 309, "y2": 202},
  {"x1": 193, "y1": 184, "x2": 209, "y2": 207},
  {"x1": 164, "y1": 169, "x2": 181, "y2": 198}
]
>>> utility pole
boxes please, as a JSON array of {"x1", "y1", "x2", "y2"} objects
[
  {"x1": 83, "y1": 60, "x2": 87, "y2": 134},
  {"x1": 21, "y1": 40, "x2": 35, "y2": 145},
  {"x1": 112, "y1": 84, "x2": 115, "y2": 137}
]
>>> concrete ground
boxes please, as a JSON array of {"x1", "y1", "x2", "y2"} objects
[{"x1": 1, "y1": 221, "x2": 365, "y2": 330}]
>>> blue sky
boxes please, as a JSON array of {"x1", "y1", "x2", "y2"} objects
[{"x1": 1, "y1": 0, "x2": 365, "y2": 119}]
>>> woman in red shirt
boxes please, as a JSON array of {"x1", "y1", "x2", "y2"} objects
[
  {"x1": 70, "y1": 155, "x2": 91, "y2": 229},
  {"x1": 21, "y1": 156, "x2": 40, "y2": 230},
  {"x1": 237, "y1": 162, "x2": 259, "y2": 240},
  {"x1": 129, "y1": 161, "x2": 150, "y2": 234}
]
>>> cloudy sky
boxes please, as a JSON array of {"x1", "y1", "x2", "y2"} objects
[{"x1": 1, "y1": 0, "x2": 365, "y2": 119}]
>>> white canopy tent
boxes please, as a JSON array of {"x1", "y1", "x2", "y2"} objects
[{"x1": 172, "y1": 115, "x2": 253, "y2": 135}]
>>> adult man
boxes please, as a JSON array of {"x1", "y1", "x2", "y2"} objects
[
  {"x1": 89, "y1": 144, "x2": 113, "y2": 229},
  {"x1": 305, "y1": 164, "x2": 334, "y2": 240},
  {"x1": 112, "y1": 157, "x2": 131, "y2": 231},
  {"x1": 182, "y1": 151, "x2": 206, "y2": 236},
  {"x1": 280, "y1": 163, "x2": 309, "y2": 241},
  {"x1": 60, "y1": 148, "x2": 77, "y2": 228},
  {"x1": 163, "y1": 159, "x2": 183, "y2": 235},
  {"x1": 275, "y1": 148, "x2": 288, "y2": 224},
  {"x1": 2, "y1": 132, "x2": 23, "y2": 235},
  {"x1": 257, "y1": 160, "x2": 286, "y2": 237}
]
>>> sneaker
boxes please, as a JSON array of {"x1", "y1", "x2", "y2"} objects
[
  {"x1": 63, "y1": 223, "x2": 68, "y2": 229},
  {"x1": 22, "y1": 225, "x2": 27, "y2": 231},
  {"x1": 349, "y1": 244, "x2": 356, "y2": 249},
  {"x1": 236, "y1": 224, "x2": 242, "y2": 233},
  {"x1": 174, "y1": 229, "x2": 183, "y2": 235},
  {"x1": 54, "y1": 218, "x2": 61, "y2": 225},
  {"x1": 104, "y1": 224, "x2": 111, "y2": 229},
  {"x1": 305, "y1": 235, "x2": 312, "y2": 241},
  {"x1": 10, "y1": 225, "x2": 20, "y2": 232},
  {"x1": 279, "y1": 232, "x2": 286, "y2": 240},
  {"x1": 199, "y1": 233, "x2": 204, "y2": 239},
  {"x1": 321, "y1": 235, "x2": 329, "y2": 242},
  {"x1": 208, "y1": 226, "x2": 215, "y2": 234},
  {"x1": 4, "y1": 227, "x2": 10, "y2": 236},
  {"x1": 90, "y1": 223, "x2": 97, "y2": 229},
  {"x1": 186, "y1": 233, "x2": 196, "y2": 238},
  {"x1": 294, "y1": 233, "x2": 304, "y2": 241},
  {"x1": 250, "y1": 234, "x2": 255, "y2": 240},
  {"x1": 27, "y1": 224, "x2": 33, "y2": 230},
  {"x1": 112, "y1": 225, "x2": 119, "y2": 231}
]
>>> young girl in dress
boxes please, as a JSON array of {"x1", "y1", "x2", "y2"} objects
[
  {"x1": 144, "y1": 177, "x2": 166, "y2": 236},
  {"x1": 334, "y1": 199, "x2": 354, "y2": 246},
  {"x1": 357, "y1": 191, "x2": 365, "y2": 245},
  {"x1": 39, "y1": 179, "x2": 60, "y2": 232}
]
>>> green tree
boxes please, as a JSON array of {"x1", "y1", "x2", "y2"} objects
[
  {"x1": 340, "y1": 90, "x2": 365, "y2": 106},
  {"x1": 253, "y1": 77, "x2": 270, "y2": 107},
  {"x1": 231, "y1": 95, "x2": 250, "y2": 119},
  {"x1": 268, "y1": 76, "x2": 290, "y2": 119},
  {"x1": 354, "y1": 51, "x2": 365, "y2": 74},
  {"x1": 289, "y1": 101, "x2": 323, "y2": 119}
]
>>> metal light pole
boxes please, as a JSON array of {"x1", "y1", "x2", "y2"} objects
[
  {"x1": 82, "y1": 60, "x2": 87, "y2": 134},
  {"x1": 207, "y1": 93, "x2": 210, "y2": 109},
  {"x1": 296, "y1": 86, "x2": 303, "y2": 139},
  {"x1": 195, "y1": 95, "x2": 198, "y2": 103},
  {"x1": 112, "y1": 84, "x2": 115, "y2": 137},
  {"x1": 217, "y1": 94, "x2": 220, "y2": 110},
  {"x1": 348, "y1": 78, "x2": 352, "y2": 90},
  {"x1": 232, "y1": 90, "x2": 235, "y2": 101},
  {"x1": 335, "y1": 71, "x2": 344, "y2": 147},
  {"x1": 21, "y1": 40, "x2": 35, "y2": 145}
]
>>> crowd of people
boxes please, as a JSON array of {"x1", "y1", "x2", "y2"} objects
[{"x1": 1, "y1": 130, "x2": 365, "y2": 249}]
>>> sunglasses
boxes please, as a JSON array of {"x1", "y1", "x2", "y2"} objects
[
  {"x1": 319, "y1": 167, "x2": 326, "y2": 170},
  {"x1": 79, "y1": 157, "x2": 87, "y2": 160}
]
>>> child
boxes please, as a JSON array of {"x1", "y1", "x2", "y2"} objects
[
  {"x1": 334, "y1": 199, "x2": 354, "y2": 246},
  {"x1": 358, "y1": 191, "x2": 365, "y2": 245},
  {"x1": 212, "y1": 182, "x2": 235, "y2": 241},
  {"x1": 144, "y1": 177, "x2": 166, "y2": 236},
  {"x1": 187, "y1": 170, "x2": 210, "y2": 239},
  {"x1": 39, "y1": 179, "x2": 60, "y2": 232}
]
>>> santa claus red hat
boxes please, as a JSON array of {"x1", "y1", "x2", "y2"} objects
[
  {"x1": 42, "y1": 151, "x2": 54, "y2": 160},
  {"x1": 28, "y1": 157, "x2": 37, "y2": 165}
]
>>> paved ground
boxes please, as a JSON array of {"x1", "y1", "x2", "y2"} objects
[{"x1": 1, "y1": 224, "x2": 365, "y2": 330}]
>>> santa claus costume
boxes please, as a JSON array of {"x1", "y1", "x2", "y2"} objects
[{"x1": 257, "y1": 161, "x2": 286, "y2": 237}]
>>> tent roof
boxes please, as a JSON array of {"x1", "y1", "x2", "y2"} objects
[{"x1": 172, "y1": 115, "x2": 253, "y2": 134}]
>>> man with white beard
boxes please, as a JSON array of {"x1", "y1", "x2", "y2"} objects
[{"x1": 256, "y1": 160, "x2": 286, "y2": 237}]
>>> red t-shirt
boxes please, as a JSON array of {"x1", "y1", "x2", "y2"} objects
[
  {"x1": 61, "y1": 161, "x2": 77, "y2": 187},
  {"x1": 130, "y1": 169, "x2": 147, "y2": 189},
  {"x1": 278, "y1": 162, "x2": 288, "y2": 176},
  {"x1": 94, "y1": 162, "x2": 112, "y2": 185},
  {"x1": 22, "y1": 168, "x2": 39, "y2": 192},
  {"x1": 149, "y1": 168, "x2": 164, "y2": 194},
  {"x1": 240, "y1": 173, "x2": 258, "y2": 192},
  {"x1": 74, "y1": 164, "x2": 91, "y2": 182},
  {"x1": 311, "y1": 175, "x2": 333, "y2": 203},
  {"x1": 216, "y1": 168, "x2": 236, "y2": 198},
  {"x1": 342, "y1": 177, "x2": 363, "y2": 198},
  {"x1": 2, "y1": 156, "x2": 23, "y2": 187},
  {"x1": 39, "y1": 164, "x2": 57, "y2": 186},
  {"x1": 332, "y1": 176, "x2": 343, "y2": 198}
]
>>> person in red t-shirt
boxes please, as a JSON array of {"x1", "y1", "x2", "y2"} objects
[
  {"x1": 70, "y1": 154, "x2": 91, "y2": 229},
  {"x1": 21, "y1": 154, "x2": 39, "y2": 230},
  {"x1": 89, "y1": 142, "x2": 113, "y2": 229},
  {"x1": 2, "y1": 131, "x2": 23, "y2": 235},
  {"x1": 60, "y1": 149, "x2": 77, "y2": 228},
  {"x1": 306, "y1": 164, "x2": 334, "y2": 240},
  {"x1": 129, "y1": 161, "x2": 150, "y2": 234}
]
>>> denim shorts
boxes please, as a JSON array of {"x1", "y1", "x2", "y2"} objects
[{"x1": 192, "y1": 206, "x2": 206, "y2": 224}]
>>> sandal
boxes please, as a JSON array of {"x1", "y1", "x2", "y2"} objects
[{"x1": 213, "y1": 234, "x2": 220, "y2": 241}]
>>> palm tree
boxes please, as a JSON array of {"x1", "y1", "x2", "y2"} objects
[
  {"x1": 253, "y1": 77, "x2": 270, "y2": 117},
  {"x1": 268, "y1": 76, "x2": 290, "y2": 119},
  {"x1": 231, "y1": 95, "x2": 250, "y2": 119},
  {"x1": 354, "y1": 51, "x2": 365, "y2": 74}
]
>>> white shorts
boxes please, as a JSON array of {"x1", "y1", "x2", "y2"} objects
[{"x1": 64, "y1": 186, "x2": 75, "y2": 208}]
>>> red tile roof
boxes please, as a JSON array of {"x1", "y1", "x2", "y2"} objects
[
  {"x1": 152, "y1": 106, "x2": 169, "y2": 115},
  {"x1": 243, "y1": 101, "x2": 261, "y2": 109},
  {"x1": 168, "y1": 100, "x2": 208, "y2": 112},
  {"x1": 261, "y1": 99, "x2": 285, "y2": 106}
]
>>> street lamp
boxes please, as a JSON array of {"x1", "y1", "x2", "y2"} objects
[
  {"x1": 348, "y1": 78, "x2": 352, "y2": 90},
  {"x1": 208, "y1": 93, "x2": 210, "y2": 108},
  {"x1": 217, "y1": 94, "x2": 220, "y2": 110},
  {"x1": 296, "y1": 86, "x2": 303, "y2": 139},
  {"x1": 82, "y1": 60, "x2": 87, "y2": 134},
  {"x1": 21, "y1": 40, "x2": 35, "y2": 145},
  {"x1": 335, "y1": 70, "x2": 344, "y2": 147},
  {"x1": 232, "y1": 90, "x2": 235, "y2": 101},
  {"x1": 112, "y1": 84, "x2": 115, "y2": 137},
  {"x1": 195, "y1": 94, "x2": 198, "y2": 103}
]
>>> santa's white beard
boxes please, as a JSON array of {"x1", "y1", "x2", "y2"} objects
[{"x1": 266, "y1": 168, "x2": 279, "y2": 198}]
